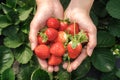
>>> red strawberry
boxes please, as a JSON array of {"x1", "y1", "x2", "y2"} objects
[
  {"x1": 67, "y1": 41, "x2": 82, "y2": 59},
  {"x1": 34, "y1": 45, "x2": 50, "y2": 59},
  {"x1": 47, "y1": 17, "x2": 60, "y2": 29},
  {"x1": 45, "y1": 28, "x2": 58, "y2": 41},
  {"x1": 66, "y1": 23, "x2": 80, "y2": 35},
  {"x1": 54, "y1": 31, "x2": 67, "y2": 43},
  {"x1": 50, "y1": 42, "x2": 65, "y2": 57},
  {"x1": 37, "y1": 35, "x2": 48, "y2": 45},
  {"x1": 59, "y1": 21, "x2": 68, "y2": 31},
  {"x1": 48, "y1": 55, "x2": 62, "y2": 66}
]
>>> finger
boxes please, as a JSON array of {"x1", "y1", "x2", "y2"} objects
[
  {"x1": 70, "y1": 48, "x2": 88, "y2": 71},
  {"x1": 37, "y1": 57, "x2": 48, "y2": 70},
  {"x1": 54, "y1": 66, "x2": 59, "y2": 72},
  {"x1": 48, "y1": 66, "x2": 54, "y2": 73},
  {"x1": 53, "y1": 1, "x2": 64, "y2": 19},
  {"x1": 87, "y1": 31, "x2": 97, "y2": 56},
  {"x1": 86, "y1": 21, "x2": 97, "y2": 56},
  {"x1": 29, "y1": 8, "x2": 52, "y2": 50},
  {"x1": 75, "y1": 15, "x2": 97, "y2": 56},
  {"x1": 63, "y1": 62, "x2": 68, "y2": 69},
  {"x1": 29, "y1": 25, "x2": 38, "y2": 50},
  {"x1": 67, "y1": 65, "x2": 72, "y2": 73},
  {"x1": 64, "y1": 10, "x2": 72, "y2": 21}
]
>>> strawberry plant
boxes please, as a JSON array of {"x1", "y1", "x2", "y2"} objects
[{"x1": 0, "y1": 0, "x2": 120, "y2": 80}]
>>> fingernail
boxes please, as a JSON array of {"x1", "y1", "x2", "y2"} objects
[
  {"x1": 63, "y1": 63, "x2": 68, "y2": 69},
  {"x1": 48, "y1": 66, "x2": 53, "y2": 73},
  {"x1": 87, "y1": 48, "x2": 93, "y2": 56},
  {"x1": 67, "y1": 66, "x2": 72, "y2": 73},
  {"x1": 72, "y1": 63, "x2": 78, "y2": 70},
  {"x1": 54, "y1": 66, "x2": 59, "y2": 72}
]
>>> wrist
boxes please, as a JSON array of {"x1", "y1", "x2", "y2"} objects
[
  {"x1": 36, "y1": 0, "x2": 60, "y2": 3},
  {"x1": 70, "y1": 0, "x2": 94, "y2": 13},
  {"x1": 36, "y1": 0, "x2": 60, "y2": 6}
]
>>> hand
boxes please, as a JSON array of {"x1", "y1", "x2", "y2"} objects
[
  {"x1": 63, "y1": 0, "x2": 97, "y2": 72},
  {"x1": 29, "y1": 0, "x2": 63, "y2": 72}
]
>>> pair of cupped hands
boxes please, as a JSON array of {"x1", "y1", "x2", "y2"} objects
[{"x1": 29, "y1": 0, "x2": 97, "y2": 73}]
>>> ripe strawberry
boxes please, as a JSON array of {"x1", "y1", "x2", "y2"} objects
[
  {"x1": 45, "y1": 28, "x2": 58, "y2": 41},
  {"x1": 59, "y1": 21, "x2": 68, "y2": 31},
  {"x1": 67, "y1": 41, "x2": 82, "y2": 59},
  {"x1": 66, "y1": 23, "x2": 80, "y2": 35},
  {"x1": 37, "y1": 35, "x2": 48, "y2": 44},
  {"x1": 48, "y1": 55, "x2": 62, "y2": 66},
  {"x1": 50, "y1": 42, "x2": 65, "y2": 57},
  {"x1": 54, "y1": 31, "x2": 68, "y2": 43},
  {"x1": 34, "y1": 45, "x2": 50, "y2": 59},
  {"x1": 47, "y1": 17, "x2": 60, "y2": 29}
]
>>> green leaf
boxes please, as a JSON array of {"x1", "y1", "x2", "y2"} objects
[
  {"x1": 3, "y1": 31, "x2": 25, "y2": 48},
  {"x1": 14, "y1": 45, "x2": 33, "y2": 64},
  {"x1": 21, "y1": 0, "x2": 36, "y2": 7},
  {"x1": 1, "y1": 3, "x2": 13, "y2": 14},
  {"x1": 3, "y1": 36, "x2": 22, "y2": 48},
  {"x1": 6, "y1": 0, "x2": 17, "y2": 8},
  {"x1": 93, "y1": 1, "x2": 107, "y2": 18},
  {"x1": 91, "y1": 48, "x2": 115, "y2": 72},
  {"x1": 71, "y1": 58, "x2": 91, "y2": 80},
  {"x1": 0, "y1": 75, "x2": 1, "y2": 80},
  {"x1": 0, "y1": 15, "x2": 11, "y2": 28},
  {"x1": 1, "y1": 68, "x2": 15, "y2": 80},
  {"x1": 97, "y1": 31, "x2": 116, "y2": 47},
  {"x1": 1, "y1": 3, "x2": 20, "y2": 24},
  {"x1": 31, "y1": 68, "x2": 50, "y2": 80},
  {"x1": 2, "y1": 26, "x2": 19, "y2": 37},
  {"x1": 108, "y1": 20, "x2": 120, "y2": 37},
  {"x1": 90, "y1": 11, "x2": 98, "y2": 26},
  {"x1": 82, "y1": 77, "x2": 97, "y2": 80},
  {"x1": 101, "y1": 69, "x2": 118, "y2": 80},
  {"x1": 0, "y1": 28, "x2": 2, "y2": 35},
  {"x1": 21, "y1": 17, "x2": 32, "y2": 34},
  {"x1": 57, "y1": 70, "x2": 70, "y2": 80},
  {"x1": 17, "y1": 64, "x2": 36, "y2": 80},
  {"x1": 116, "y1": 69, "x2": 120, "y2": 78},
  {"x1": 19, "y1": 7, "x2": 33, "y2": 21},
  {"x1": 0, "y1": 46, "x2": 14, "y2": 73},
  {"x1": 106, "y1": 0, "x2": 120, "y2": 19},
  {"x1": 60, "y1": 0, "x2": 70, "y2": 10},
  {"x1": 17, "y1": 1, "x2": 26, "y2": 7},
  {"x1": 0, "y1": 4, "x2": 1, "y2": 10}
]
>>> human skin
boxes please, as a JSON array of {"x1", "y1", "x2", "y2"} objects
[
  {"x1": 29, "y1": 0, "x2": 97, "y2": 73},
  {"x1": 63, "y1": 0, "x2": 97, "y2": 72},
  {"x1": 29, "y1": 0, "x2": 63, "y2": 72}
]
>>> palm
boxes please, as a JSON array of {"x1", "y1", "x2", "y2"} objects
[
  {"x1": 29, "y1": 1, "x2": 63, "y2": 72},
  {"x1": 63, "y1": 7, "x2": 97, "y2": 72}
]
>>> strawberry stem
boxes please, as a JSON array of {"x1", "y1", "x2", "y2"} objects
[
  {"x1": 48, "y1": 72, "x2": 53, "y2": 80},
  {"x1": 67, "y1": 56, "x2": 71, "y2": 71}
]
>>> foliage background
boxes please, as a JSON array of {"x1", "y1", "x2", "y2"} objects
[{"x1": 0, "y1": 0, "x2": 120, "y2": 80}]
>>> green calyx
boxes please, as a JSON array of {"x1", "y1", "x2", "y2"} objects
[
  {"x1": 39, "y1": 32, "x2": 48, "y2": 42},
  {"x1": 59, "y1": 18, "x2": 70, "y2": 24},
  {"x1": 69, "y1": 30, "x2": 88, "y2": 49},
  {"x1": 77, "y1": 30, "x2": 88, "y2": 43}
]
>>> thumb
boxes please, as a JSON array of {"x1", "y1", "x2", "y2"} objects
[{"x1": 29, "y1": 9, "x2": 51, "y2": 50}]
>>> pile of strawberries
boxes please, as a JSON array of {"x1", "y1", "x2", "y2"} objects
[{"x1": 34, "y1": 17, "x2": 88, "y2": 66}]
